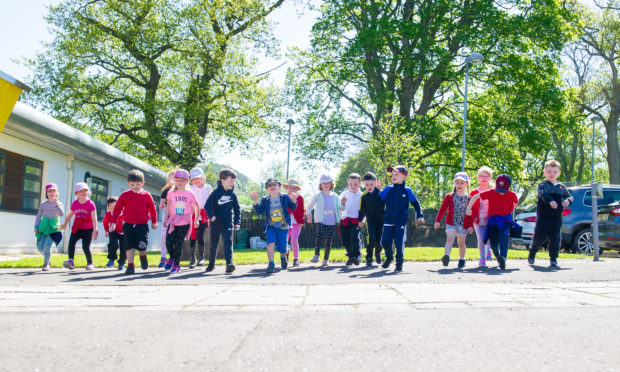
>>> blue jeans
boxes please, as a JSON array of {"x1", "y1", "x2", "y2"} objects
[
  {"x1": 487, "y1": 224, "x2": 509, "y2": 258},
  {"x1": 381, "y1": 224, "x2": 407, "y2": 263},
  {"x1": 37, "y1": 235, "x2": 53, "y2": 263}
]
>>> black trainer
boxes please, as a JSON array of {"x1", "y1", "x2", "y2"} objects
[
  {"x1": 353, "y1": 258, "x2": 360, "y2": 265},
  {"x1": 497, "y1": 255, "x2": 506, "y2": 270},
  {"x1": 189, "y1": 256, "x2": 196, "y2": 269},
  {"x1": 375, "y1": 253, "x2": 382, "y2": 264},
  {"x1": 527, "y1": 250, "x2": 536, "y2": 265},
  {"x1": 365, "y1": 260, "x2": 373, "y2": 268},
  {"x1": 345, "y1": 258, "x2": 354, "y2": 266},
  {"x1": 205, "y1": 263, "x2": 215, "y2": 272},
  {"x1": 125, "y1": 265, "x2": 135, "y2": 275},
  {"x1": 457, "y1": 259, "x2": 465, "y2": 269},
  {"x1": 281, "y1": 256, "x2": 288, "y2": 270},
  {"x1": 442, "y1": 255, "x2": 450, "y2": 267},
  {"x1": 395, "y1": 262, "x2": 403, "y2": 272},
  {"x1": 226, "y1": 262, "x2": 236, "y2": 273},
  {"x1": 381, "y1": 259, "x2": 392, "y2": 269},
  {"x1": 139, "y1": 255, "x2": 148, "y2": 270}
]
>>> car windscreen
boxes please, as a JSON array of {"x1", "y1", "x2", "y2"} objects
[{"x1": 584, "y1": 190, "x2": 620, "y2": 206}]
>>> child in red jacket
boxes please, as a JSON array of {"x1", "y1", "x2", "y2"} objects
[
  {"x1": 434, "y1": 172, "x2": 473, "y2": 269},
  {"x1": 284, "y1": 179, "x2": 305, "y2": 267},
  {"x1": 103, "y1": 196, "x2": 126, "y2": 270}
]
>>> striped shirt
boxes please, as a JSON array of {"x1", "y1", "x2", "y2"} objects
[{"x1": 34, "y1": 201, "x2": 65, "y2": 229}]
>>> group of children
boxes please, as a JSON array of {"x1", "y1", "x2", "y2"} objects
[{"x1": 33, "y1": 160, "x2": 573, "y2": 274}]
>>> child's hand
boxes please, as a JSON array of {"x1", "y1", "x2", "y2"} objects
[
  {"x1": 151, "y1": 222, "x2": 158, "y2": 230},
  {"x1": 306, "y1": 215, "x2": 312, "y2": 224},
  {"x1": 250, "y1": 191, "x2": 258, "y2": 203},
  {"x1": 562, "y1": 200, "x2": 570, "y2": 207},
  {"x1": 34, "y1": 228, "x2": 38, "y2": 234},
  {"x1": 235, "y1": 224, "x2": 240, "y2": 230},
  {"x1": 358, "y1": 221, "x2": 364, "y2": 228},
  {"x1": 195, "y1": 218, "x2": 200, "y2": 226},
  {"x1": 550, "y1": 201, "x2": 558, "y2": 209},
  {"x1": 211, "y1": 216, "x2": 216, "y2": 222},
  {"x1": 416, "y1": 218, "x2": 425, "y2": 225},
  {"x1": 105, "y1": 231, "x2": 109, "y2": 238},
  {"x1": 467, "y1": 227, "x2": 474, "y2": 235},
  {"x1": 109, "y1": 223, "x2": 115, "y2": 232},
  {"x1": 433, "y1": 222, "x2": 440, "y2": 229},
  {"x1": 60, "y1": 223, "x2": 66, "y2": 230},
  {"x1": 465, "y1": 209, "x2": 472, "y2": 216},
  {"x1": 92, "y1": 230, "x2": 99, "y2": 240},
  {"x1": 341, "y1": 196, "x2": 347, "y2": 204}
]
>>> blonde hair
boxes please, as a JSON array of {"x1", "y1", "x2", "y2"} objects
[
  {"x1": 161, "y1": 168, "x2": 178, "y2": 192},
  {"x1": 545, "y1": 160, "x2": 561, "y2": 169},
  {"x1": 318, "y1": 180, "x2": 335, "y2": 191},
  {"x1": 477, "y1": 166, "x2": 494, "y2": 177}
]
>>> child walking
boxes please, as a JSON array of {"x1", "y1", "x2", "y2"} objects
[
  {"x1": 340, "y1": 173, "x2": 363, "y2": 266},
  {"x1": 60, "y1": 182, "x2": 98, "y2": 270},
  {"x1": 466, "y1": 174, "x2": 519, "y2": 270},
  {"x1": 380, "y1": 166, "x2": 425, "y2": 272},
  {"x1": 528, "y1": 160, "x2": 573, "y2": 268},
  {"x1": 284, "y1": 178, "x2": 305, "y2": 267},
  {"x1": 251, "y1": 179, "x2": 298, "y2": 273},
  {"x1": 204, "y1": 168, "x2": 241, "y2": 273},
  {"x1": 470, "y1": 166, "x2": 494, "y2": 266},
  {"x1": 103, "y1": 196, "x2": 126, "y2": 270},
  {"x1": 110, "y1": 170, "x2": 158, "y2": 275},
  {"x1": 358, "y1": 173, "x2": 384, "y2": 267},
  {"x1": 189, "y1": 167, "x2": 212, "y2": 268},
  {"x1": 306, "y1": 175, "x2": 340, "y2": 267},
  {"x1": 434, "y1": 172, "x2": 474, "y2": 269},
  {"x1": 34, "y1": 183, "x2": 64, "y2": 271},
  {"x1": 158, "y1": 170, "x2": 175, "y2": 268},
  {"x1": 163, "y1": 169, "x2": 199, "y2": 273}
]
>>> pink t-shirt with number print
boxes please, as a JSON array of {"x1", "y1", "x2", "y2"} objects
[{"x1": 166, "y1": 189, "x2": 198, "y2": 226}]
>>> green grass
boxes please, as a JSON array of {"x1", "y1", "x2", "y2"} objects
[{"x1": 0, "y1": 247, "x2": 586, "y2": 268}]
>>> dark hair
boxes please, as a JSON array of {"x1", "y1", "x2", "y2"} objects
[
  {"x1": 348, "y1": 173, "x2": 361, "y2": 181},
  {"x1": 363, "y1": 172, "x2": 377, "y2": 181},
  {"x1": 219, "y1": 168, "x2": 237, "y2": 180},
  {"x1": 107, "y1": 196, "x2": 118, "y2": 205},
  {"x1": 127, "y1": 169, "x2": 145, "y2": 183}
]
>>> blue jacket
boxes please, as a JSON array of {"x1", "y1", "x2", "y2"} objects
[
  {"x1": 253, "y1": 193, "x2": 297, "y2": 231},
  {"x1": 205, "y1": 181, "x2": 241, "y2": 226},
  {"x1": 380, "y1": 182, "x2": 423, "y2": 226}
]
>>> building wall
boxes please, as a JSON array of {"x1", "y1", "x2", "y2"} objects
[{"x1": 0, "y1": 131, "x2": 164, "y2": 253}]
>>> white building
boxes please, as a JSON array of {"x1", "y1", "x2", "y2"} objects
[{"x1": 0, "y1": 102, "x2": 166, "y2": 254}]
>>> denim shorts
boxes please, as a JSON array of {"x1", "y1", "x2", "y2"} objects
[
  {"x1": 266, "y1": 226, "x2": 289, "y2": 254},
  {"x1": 446, "y1": 224, "x2": 468, "y2": 236}
]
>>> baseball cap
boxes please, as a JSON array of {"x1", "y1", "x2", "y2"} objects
[
  {"x1": 454, "y1": 172, "x2": 470, "y2": 183},
  {"x1": 74, "y1": 182, "x2": 89, "y2": 193},
  {"x1": 174, "y1": 169, "x2": 190, "y2": 180},
  {"x1": 45, "y1": 183, "x2": 58, "y2": 192},
  {"x1": 495, "y1": 174, "x2": 512, "y2": 193},
  {"x1": 387, "y1": 165, "x2": 408, "y2": 176},
  {"x1": 190, "y1": 167, "x2": 204, "y2": 179},
  {"x1": 265, "y1": 178, "x2": 281, "y2": 188}
]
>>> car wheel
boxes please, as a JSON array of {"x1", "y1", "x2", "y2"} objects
[{"x1": 571, "y1": 229, "x2": 602, "y2": 255}]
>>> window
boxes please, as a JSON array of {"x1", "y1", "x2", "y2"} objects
[
  {"x1": 90, "y1": 177, "x2": 109, "y2": 221},
  {"x1": 584, "y1": 190, "x2": 620, "y2": 207},
  {"x1": 0, "y1": 149, "x2": 43, "y2": 214}
]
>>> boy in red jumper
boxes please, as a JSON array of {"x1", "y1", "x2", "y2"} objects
[
  {"x1": 110, "y1": 170, "x2": 158, "y2": 275},
  {"x1": 103, "y1": 196, "x2": 126, "y2": 270}
]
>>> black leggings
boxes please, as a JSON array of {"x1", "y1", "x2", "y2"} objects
[
  {"x1": 190, "y1": 221, "x2": 208, "y2": 260},
  {"x1": 314, "y1": 224, "x2": 336, "y2": 260},
  {"x1": 366, "y1": 219, "x2": 383, "y2": 261},
  {"x1": 166, "y1": 225, "x2": 190, "y2": 266},
  {"x1": 68, "y1": 228, "x2": 93, "y2": 264}
]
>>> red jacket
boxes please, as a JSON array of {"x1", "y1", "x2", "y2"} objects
[
  {"x1": 111, "y1": 189, "x2": 157, "y2": 225},
  {"x1": 103, "y1": 211, "x2": 124, "y2": 233},
  {"x1": 468, "y1": 189, "x2": 483, "y2": 224},
  {"x1": 435, "y1": 192, "x2": 473, "y2": 229},
  {"x1": 287, "y1": 194, "x2": 305, "y2": 225}
]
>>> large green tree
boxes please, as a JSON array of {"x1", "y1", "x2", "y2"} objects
[{"x1": 26, "y1": 0, "x2": 285, "y2": 169}]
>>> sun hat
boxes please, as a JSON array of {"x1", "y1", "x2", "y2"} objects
[
  {"x1": 387, "y1": 165, "x2": 408, "y2": 176},
  {"x1": 319, "y1": 174, "x2": 333, "y2": 184},
  {"x1": 189, "y1": 167, "x2": 204, "y2": 179},
  {"x1": 174, "y1": 169, "x2": 190, "y2": 180},
  {"x1": 74, "y1": 182, "x2": 89, "y2": 193},
  {"x1": 495, "y1": 174, "x2": 512, "y2": 193},
  {"x1": 283, "y1": 178, "x2": 302, "y2": 190},
  {"x1": 453, "y1": 172, "x2": 470, "y2": 183}
]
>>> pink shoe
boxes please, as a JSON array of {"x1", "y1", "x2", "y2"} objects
[
  {"x1": 86, "y1": 263, "x2": 95, "y2": 270},
  {"x1": 42, "y1": 263, "x2": 50, "y2": 271},
  {"x1": 63, "y1": 260, "x2": 75, "y2": 270}
]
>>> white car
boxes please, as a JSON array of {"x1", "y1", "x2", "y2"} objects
[{"x1": 513, "y1": 209, "x2": 537, "y2": 247}]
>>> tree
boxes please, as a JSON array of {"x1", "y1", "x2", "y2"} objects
[
  {"x1": 578, "y1": 0, "x2": 620, "y2": 183},
  {"x1": 25, "y1": 0, "x2": 285, "y2": 169}
]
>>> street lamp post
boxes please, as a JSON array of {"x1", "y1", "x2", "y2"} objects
[
  {"x1": 591, "y1": 116, "x2": 602, "y2": 261},
  {"x1": 286, "y1": 118, "x2": 294, "y2": 180},
  {"x1": 461, "y1": 52, "x2": 484, "y2": 172}
]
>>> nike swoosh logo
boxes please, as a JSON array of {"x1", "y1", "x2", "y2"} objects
[{"x1": 218, "y1": 199, "x2": 232, "y2": 205}]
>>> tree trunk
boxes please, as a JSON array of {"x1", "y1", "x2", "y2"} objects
[{"x1": 605, "y1": 113, "x2": 620, "y2": 183}]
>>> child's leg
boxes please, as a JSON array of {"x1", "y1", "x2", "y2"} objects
[
  {"x1": 81, "y1": 229, "x2": 94, "y2": 264},
  {"x1": 487, "y1": 225, "x2": 501, "y2": 259},
  {"x1": 340, "y1": 222, "x2": 352, "y2": 256},
  {"x1": 160, "y1": 226, "x2": 167, "y2": 259},
  {"x1": 444, "y1": 228, "x2": 457, "y2": 256},
  {"x1": 381, "y1": 225, "x2": 395, "y2": 261},
  {"x1": 393, "y1": 225, "x2": 406, "y2": 264},
  {"x1": 108, "y1": 232, "x2": 119, "y2": 261},
  {"x1": 314, "y1": 224, "x2": 325, "y2": 257},
  {"x1": 290, "y1": 224, "x2": 301, "y2": 259},
  {"x1": 196, "y1": 222, "x2": 207, "y2": 261},
  {"x1": 39, "y1": 236, "x2": 53, "y2": 264},
  {"x1": 548, "y1": 217, "x2": 562, "y2": 261},
  {"x1": 323, "y1": 224, "x2": 335, "y2": 260},
  {"x1": 366, "y1": 221, "x2": 376, "y2": 262},
  {"x1": 67, "y1": 232, "x2": 81, "y2": 261},
  {"x1": 350, "y1": 224, "x2": 361, "y2": 259},
  {"x1": 457, "y1": 234, "x2": 467, "y2": 259},
  {"x1": 222, "y1": 224, "x2": 233, "y2": 263},
  {"x1": 209, "y1": 222, "x2": 221, "y2": 265},
  {"x1": 173, "y1": 226, "x2": 190, "y2": 266},
  {"x1": 118, "y1": 234, "x2": 126, "y2": 264},
  {"x1": 474, "y1": 224, "x2": 486, "y2": 260},
  {"x1": 529, "y1": 220, "x2": 549, "y2": 257},
  {"x1": 373, "y1": 221, "x2": 383, "y2": 257},
  {"x1": 499, "y1": 232, "x2": 509, "y2": 259}
]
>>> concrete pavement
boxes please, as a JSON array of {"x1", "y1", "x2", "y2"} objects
[{"x1": 1, "y1": 259, "x2": 619, "y2": 371}]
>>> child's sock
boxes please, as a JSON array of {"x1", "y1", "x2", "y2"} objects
[
  {"x1": 128, "y1": 263, "x2": 134, "y2": 267},
  {"x1": 269, "y1": 260, "x2": 275, "y2": 265}
]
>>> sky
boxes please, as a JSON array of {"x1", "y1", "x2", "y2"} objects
[{"x1": 0, "y1": 0, "x2": 338, "y2": 191}]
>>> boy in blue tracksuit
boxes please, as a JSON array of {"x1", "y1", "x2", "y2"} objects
[
  {"x1": 380, "y1": 165, "x2": 425, "y2": 272},
  {"x1": 251, "y1": 178, "x2": 298, "y2": 273}
]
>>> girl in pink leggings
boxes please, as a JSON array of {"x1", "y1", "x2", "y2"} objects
[
  {"x1": 284, "y1": 179, "x2": 305, "y2": 267},
  {"x1": 469, "y1": 166, "x2": 494, "y2": 267}
]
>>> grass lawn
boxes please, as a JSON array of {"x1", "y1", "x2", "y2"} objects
[{"x1": 0, "y1": 247, "x2": 586, "y2": 268}]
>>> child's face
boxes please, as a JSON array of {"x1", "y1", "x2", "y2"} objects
[
  {"x1": 544, "y1": 166, "x2": 560, "y2": 182},
  {"x1": 320, "y1": 182, "x2": 331, "y2": 192},
  {"x1": 221, "y1": 177, "x2": 235, "y2": 190},
  {"x1": 175, "y1": 177, "x2": 188, "y2": 188},
  {"x1": 478, "y1": 172, "x2": 491, "y2": 186},
  {"x1": 348, "y1": 178, "x2": 360, "y2": 192},
  {"x1": 454, "y1": 179, "x2": 467, "y2": 192},
  {"x1": 108, "y1": 201, "x2": 116, "y2": 211},
  {"x1": 192, "y1": 176, "x2": 204, "y2": 187},
  {"x1": 267, "y1": 183, "x2": 281, "y2": 195},
  {"x1": 128, "y1": 181, "x2": 144, "y2": 192},
  {"x1": 46, "y1": 189, "x2": 58, "y2": 201},
  {"x1": 77, "y1": 189, "x2": 89, "y2": 198},
  {"x1": 364, "y1": 180, "x2": 376, "y2": 192},
  {"x1": 391, "y1": 171, "x2": 406, "y2": 184}
]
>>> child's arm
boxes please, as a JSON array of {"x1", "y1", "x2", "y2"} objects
[
  {"x1": 103, "y1": 213, "x2": 110, "y2": 237},
  {"x1": 34, "y1": 203, "x2": 44, "y2": 232},
  {"x1": 466, "y1": 193, "x2": 481, "y2": 215},
  {"x1": 434, "y1": 194, "x2": 450, "y2": 229},
  {"x1": 407, "y1": 189, "x2": 424, "y2": 223},
  {"x1": 561, "y1": 186, "x2": 573, "y2": 207},
  {"x1": 158, "y1": 198, "x2": 166, "y2": 209},
  {"x1": 358, "y1": 196, "x2": 366, "y2": 227},
  {"x1": 205, "y1": 193, "x2": 216, "y2": 222},
  {"x1": 61, "y1": 210, "x2": 75, "y2": 230},
  {"x1": 147, "y1": 194, "x2": 158, "y2": 229},
  {"x1": 192, "y1": 199, "x2": 200, "y2": 226},
  {"x1": 286, "y1": 194, "x2": 297, "y2": 211},
  {"x1": 56, "y1": 201, "x2": 65, "y2": 216},
  {"x1": 162, "y1": 203, "x2": 170, "y2": 228},
  {"x1": 233, "y1": 194, "x2": 241, "y2": 229},
  {"x1": 538, "y1": 182, "x2": 558, "y2": 209},
  {"x1": 306, "y1": 193, "x2": 318, "y2": 223},
  {"x1": 91, "y1": 209, "x2": 99, "y2": 240}
]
